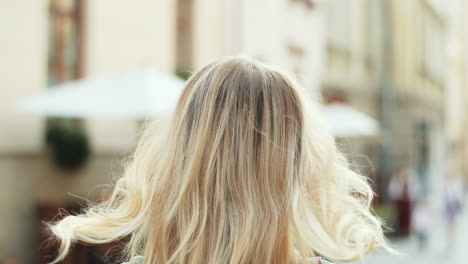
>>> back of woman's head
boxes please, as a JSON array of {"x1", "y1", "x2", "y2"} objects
[{"x1": 49, "y1": 57, "x2": 390, "y2": 263}]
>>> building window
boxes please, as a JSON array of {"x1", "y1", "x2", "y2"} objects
[
  {"x1": 419, "y1": 1, "x2": 445, "y2": 88},
  {"x1": 326, "y1": 0, "x2": 352, "y2": 52},
  {"x1": 325, "y1": 0, "x2": 353, "y2": 79},
  {"x1": 288, "y1": 44, "x2": 305, "y2": 77},
  {"x1": 48, "y1": 0, "x2": 85, "y2": 86},
  {"x1": 364, "y1": 0, "x2": 378, "y2": 72},
  {"x1": 175, "y1": 0, "x2": 193, "y2": 80}
]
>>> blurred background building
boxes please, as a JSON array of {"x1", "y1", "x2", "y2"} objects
[{"x1": 0, "y1": 0, "x2": 467, "y2": 263}]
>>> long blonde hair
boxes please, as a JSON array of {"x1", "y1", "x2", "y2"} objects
[{"x1": 49, "y1": 57, "x2": 390, "y2": 263}]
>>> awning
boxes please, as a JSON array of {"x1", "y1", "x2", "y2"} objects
[
  {"x1": 321, "y1": 103, "x2": 379, "y2": 137},
  {"x1": 17, "y1": 68, "x2": 186, "y2": 118}
]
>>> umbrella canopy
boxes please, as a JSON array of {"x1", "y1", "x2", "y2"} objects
[
  {"x1": 321, "y1": 103, "x2": 379, "y2": 137},
  {"x1": 17, "y1": 68, "x2": 186, "y2": 118}
]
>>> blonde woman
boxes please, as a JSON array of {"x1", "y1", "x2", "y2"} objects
[{"x1": 49, "y1": 57, "x2": 390, "y2": 263}]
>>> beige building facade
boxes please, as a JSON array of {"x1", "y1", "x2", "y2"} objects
[
  {"x1": 388, "y1": 0, "x2": 449, "y2": 204},
  {"x1": 445, "y1": 0, "x2": 468, "y2": 178},
  {"x1": 189, "y1": 0, "x2": 326, "y2": 92},
  {"x1": 0, "y1": 0, "x2": 176, "y2": 262},
  {"x1": 323, "y1": 0, "x2": 467, "y2": 202},
  {"x1": 322, "y1": 0, "x2": 382, "y2": 173}
]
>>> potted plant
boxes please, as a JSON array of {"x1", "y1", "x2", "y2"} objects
[{"x1": 45, "y1": 119, "x2": 90, "y2": 170}]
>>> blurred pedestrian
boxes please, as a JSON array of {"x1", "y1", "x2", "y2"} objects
[
  {"x1": 411, "y1": 200, "x2": 431, "y2": 251},
  {"x1": 388, "y1": 167, "x2": 418, "y2": 236},
  {"x1": 46, "y1": 57, "x2": 393, "y2": 263},
  {"x1": 444, "y1": 177, "x2": 464, "y2": 251}
]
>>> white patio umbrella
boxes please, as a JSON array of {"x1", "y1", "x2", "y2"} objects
[
  {"x1": 18, "y1": 74, "x2": 378, "y2": 138},
  {"x1": 321, "y1": 103, "x2": 379, "y2": 137},
  {"x1": 17, "y1": 68, "x2": 186, "y2": 118}
]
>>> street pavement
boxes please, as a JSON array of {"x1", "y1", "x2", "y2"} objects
[{"x1": 339, "y1": 198, "x2": 468, "y2": 264}]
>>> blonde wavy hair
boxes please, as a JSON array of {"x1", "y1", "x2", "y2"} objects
[{"x1": 49, "y1": 57, "x2": 390, "y2": 263}]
